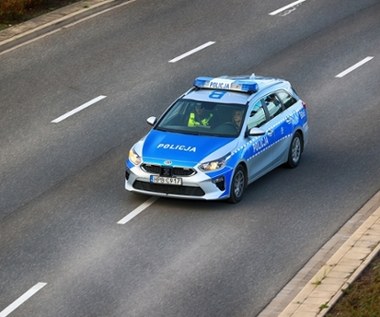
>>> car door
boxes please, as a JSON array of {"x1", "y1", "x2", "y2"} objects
[
  {"x1": 260, "y1": 93, "x2": 289, "y2": 169},
  {"x1": 277, "y1": 89, "x2": 303, "y2": 149},
  {"x1": 245, "y1": 98, "x2": 280, "y2": 182}
]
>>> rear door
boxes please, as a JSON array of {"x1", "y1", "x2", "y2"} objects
[{"x1": 276, "y1": 89, "x2": 304, "y2": 151}]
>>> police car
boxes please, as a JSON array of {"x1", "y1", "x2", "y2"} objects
[{"x1": 125, "y1": 74, "x2": 308, "y2": 203}]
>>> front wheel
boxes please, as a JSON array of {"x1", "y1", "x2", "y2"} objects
[
  {"x1": 228, "y1": 165, "x2": 247, "y2": 203},
  {"x1": 286, "y1": 132, "x2": 303, "y2": 168}
]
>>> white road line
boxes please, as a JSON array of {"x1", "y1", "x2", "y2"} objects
[
  {"x1": 335, "y1": 56, "x2": 374, "y2": 78},
  {"x1": 269, "y1": 0, "x2": 307, "y2": 16},
  {"x1": 169, "y1": 41, "x2": 216, "y2": 63},
  {"x1": 0, "y1": 282, "x2": 47, "y2": 317},
  {"x1": 117, "y1": 197, "x2": 158, "y2": 224},
  {"x1": 51, "y1": 95, "x2": 107, "y2": 123}
]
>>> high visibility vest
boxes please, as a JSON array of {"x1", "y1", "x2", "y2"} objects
[{"x1": 188, "y1": 112, "x2": 213, "y2": 127}]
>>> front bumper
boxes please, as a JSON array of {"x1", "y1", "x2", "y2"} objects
[{"x1": 125, "y1": 164, "x2": 232, "y2": 201}]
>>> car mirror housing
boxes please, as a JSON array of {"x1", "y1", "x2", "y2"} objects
[
  {"x1": 146, "y1": 116, "x2": 157, "y2": 126},
  {"x1": 247, "y1": 127, "x2": 265, "y2": 137}
]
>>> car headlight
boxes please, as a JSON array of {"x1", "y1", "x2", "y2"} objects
[
  {"x1": 199, "y1": 154, "x2": 230, "y2": 171},
  {"x1": 129, "y1": 147, "x2": 142, "y2": 165}
]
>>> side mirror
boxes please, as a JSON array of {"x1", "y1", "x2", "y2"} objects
[
  {"x1": 246, "y1": 127, "x2": 265, "y2": 137},
  {"x1": 146, "y1": 116, "x2": 157, "y2": 126}
]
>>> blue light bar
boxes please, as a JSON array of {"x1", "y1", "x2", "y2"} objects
[
  {"x1": 193, "y1": 77, "x2": 213, "y2": 88},
  {"x1": 193, "y1": 77, "x2": 258, "y2": 93}
]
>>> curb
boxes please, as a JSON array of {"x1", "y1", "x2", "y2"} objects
[
  {"x1": 0, "y1": 0, "x2": 114, "y2": 47},
  {"x1": 259, "y1": 190, "x2": 380, "y2": 317}
]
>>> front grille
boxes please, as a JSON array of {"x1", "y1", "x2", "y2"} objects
[
  {"x1": 133, "y1": 181, "x2": 205, "y2": 196},
  {"x1": 141, "y1": 164, "x2": 161, "y2": 174},
  {"x1": 141, "y1": 164, "x2": 196, "y2": 177}
]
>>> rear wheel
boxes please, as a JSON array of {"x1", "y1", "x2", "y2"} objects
[
  {"x1": 286, "y1": 132, "x2": 303, "y2": 168},
  {"x1": 228, "y1": 165, "x2": 246, "y2": 203}
]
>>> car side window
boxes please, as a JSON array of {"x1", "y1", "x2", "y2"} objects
[
  {"x1": 277, "y1": 90, "x2": 297, "y2": 109},
  {"x1": 264, "y1": 93, "x2": 282, "y2": 118},
  {"x1": 247, "y1": 100, "x2": 267, "y2": 129}
]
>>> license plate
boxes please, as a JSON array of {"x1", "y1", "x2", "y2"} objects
[{"x1": 150, "y1": 175, "x2": 182, "y2": 185}]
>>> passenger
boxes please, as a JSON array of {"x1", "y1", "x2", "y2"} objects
[{"x1": 232, "y1": 109, "x2": 243, "y2": 131}]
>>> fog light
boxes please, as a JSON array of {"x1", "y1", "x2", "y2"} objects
[{"x1": 213, "y1": 176, "x2": 225, "y2": 191}]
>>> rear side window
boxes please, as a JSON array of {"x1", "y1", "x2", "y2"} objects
[
  {"x1": 265, "y1": 94, "x2": 282, "y2": 118},
  {"x1": 277, "y1": 90, "x2": 297, "y2": 109}
]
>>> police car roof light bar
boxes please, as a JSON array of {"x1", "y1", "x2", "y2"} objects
[{"x1": 193, "y1": 77, "x2": 258, "y2": 94}]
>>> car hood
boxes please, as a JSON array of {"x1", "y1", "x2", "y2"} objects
[{"x1": 142, "y1": 130, "x2": 236, "y2": 167}]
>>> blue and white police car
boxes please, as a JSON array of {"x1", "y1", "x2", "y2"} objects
[{"x1": 125, "y1": 74, "x2": 308, "y2": 203}]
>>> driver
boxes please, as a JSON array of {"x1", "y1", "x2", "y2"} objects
[{"x1": 187, "y1": 103, "x2": 213, "y2": 127}]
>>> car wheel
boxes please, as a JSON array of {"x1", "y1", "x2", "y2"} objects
[
  {"x1": 286, "y1": 132, "x2": 302, "y2": 168},
  {"x1": 228, "y1": 164, "x2": 246, "y2": 203}
]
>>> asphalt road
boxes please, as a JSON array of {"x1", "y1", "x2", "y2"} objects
[{"x1": 0, "y1": 0, "x2": 379, "y2": 316}]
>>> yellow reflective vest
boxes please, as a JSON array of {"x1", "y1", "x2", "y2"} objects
[{"x1": 187, "y1": 112, "x2": 213, "y2": 127}]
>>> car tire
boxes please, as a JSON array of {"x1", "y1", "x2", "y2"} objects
[
  {"x1": 286, "y1": 131, "x2": 303, "y2": 168},
  {"x1": 228, "y1": 164, "x2": 246, "y2": 203}
]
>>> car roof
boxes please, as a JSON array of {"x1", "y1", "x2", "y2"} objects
[
  {"x1": 183, "y1": 89, "x2": 250, "y2": 104},
  {"x1": 182, "y1": 74, "x2": 287, "y2": 104}
]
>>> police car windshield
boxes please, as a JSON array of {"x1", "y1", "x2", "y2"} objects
[{"x1": 156, "y1": 99, "x2": 247, "y2": 137}]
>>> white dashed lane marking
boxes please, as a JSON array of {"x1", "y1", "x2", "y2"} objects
[
  {"x1": 335, "y1": 56, "x2": 374, "y2": 78},
  {"x1": 0, "y1": 282, "x2": 47, "y2": 317},
  {"x1": 269, "y1": 0, "x2": 307, "y2": 16},
  {"x1": 117, "y1": 197, "x2": 158, "y2": 224},
  {"x1": 169, "y1": 41, "x2": 216, "y2": 63},
  {"x1": 51, "y1": 95, "x2": 107, "y2": 123}
]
